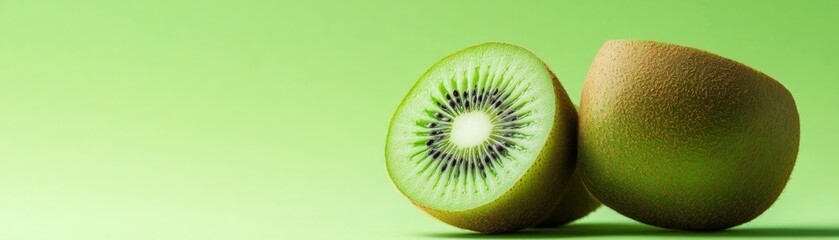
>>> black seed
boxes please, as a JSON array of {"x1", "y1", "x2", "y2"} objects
[
  {"x1": 441, "y1": 164, "x2": 448, "y2": 172},
  {"x1": 426, "y1": 122, "x2": 437, "y2": 128},
  {"x1": 484, "y1": 155, "x2": 495, "y2": 168},
  {"x1": 440, "y1": 105, "x2": 450, "y2": 113},
  {"x1": 441, "y1": 117, "x2": 451, "y2": 122},
  {"x1": 448, "y1": 99, "x2": 456, "y2": 107},
  {"x1": 426, "y1": 139, "x2": 434, "y2": 146},
  {"x1": 433, "y1": 151, "x2": 442, "y2": 159},
  {"x1": 434, "y1": 112, "x2": 443, "y2": 119},
  {"x1": 509, "y1": 116, "x2": 517, "y2": 121},
  {"x1": 495, "y1": 144, "x2": 504, "y2": 152},
  {"x1": 445, "y1": 94, "x2": 452, "y2": 100},
  {"x1": 477, "y1": 160, "x2": 484, "y2": 170},
  {"x1": 453, "y1": 90, "x2": 459, "y2": 97},
  {"x1": 464, "y1": 100, "x2": 470, "y2": 109},
  {"x1": 494, "y1": 101, "x2": 501, "y2": 108},
  {"x1": 428, "y1": 149, "x2": 437, "y2": 156},
  {"x1": 492, "y1": 88, "x2": 499, "y2": 95},
  {"x1": 503, "y1": 133, "x2": 513, "y2": 138}
]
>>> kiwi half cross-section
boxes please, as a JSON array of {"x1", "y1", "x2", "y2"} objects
[
  {"x1": 579, "y1": 40, "x2": 800, "y2": 231},
  {"x1": 385, "y1": 42, "x2": 578, "y2": 233}
]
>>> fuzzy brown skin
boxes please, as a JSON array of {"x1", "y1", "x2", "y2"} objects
[
  {"x1": 534, "y1": 170, "x2": 601, "y2": 228},
  {"x1": 578, "y1": 40, "x2": 799, "y2": 231},
  {"x1": 535, "y1": 105, "x2": 601, "y2": 228},
  {"x1": 416, "y1": 65, "x2": 578, "y2": 233}
]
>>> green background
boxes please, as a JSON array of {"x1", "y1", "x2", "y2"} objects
[{"x1": 1, "y1": 0, "x2": 837, "y2": 239}]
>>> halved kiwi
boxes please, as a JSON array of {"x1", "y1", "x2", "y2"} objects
[
  {"x1": 535, "y1": 104, "x2": 601, "y2": 228},
  {"x1": 535, "y1": 170, "x2": 601, "y2": 228},
  {"x1": 385, "y1": 42, "x2": 578, "y2": 233}
]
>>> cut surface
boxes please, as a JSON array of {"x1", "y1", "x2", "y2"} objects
[
  {"x1": 386, "y1": 43, "x2": 556, "y2": 211},
  {"x1": 450, "y1": 111, "x2": 493, "y2": 148}
]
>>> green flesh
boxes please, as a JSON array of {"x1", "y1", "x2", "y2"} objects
[{"x1": 386, "y1": 43, "x2": 556, "y2": 211}]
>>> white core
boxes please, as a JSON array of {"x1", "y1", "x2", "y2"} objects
[{"x1": 450, "y1": 111, "x2": 493, "y2": 148}]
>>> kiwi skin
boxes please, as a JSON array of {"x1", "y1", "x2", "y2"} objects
[
  {"x1": 578, "y1": 40, "x2": 799, "y2": 231},
  {"x1": 389, "y1": 43, "x2": 579, "y2": 233},
  {"x1": 534, "y1": 170, "x2": 601, "y2": 228},
  {"x1": 535, "y1": 104, "x2": 601, "y2": 228}
]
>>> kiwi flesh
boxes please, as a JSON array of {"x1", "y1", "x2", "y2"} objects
[
  {"x1": 385, "y1": 42, "x2": 578, "y2": 233},
  {"x1": 578, "y1": 40, "x2": 800, "y2": 231}
]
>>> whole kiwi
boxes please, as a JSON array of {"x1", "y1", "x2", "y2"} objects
[{"x1": 578, "y1": 40, "x2": 799, "y2": 231}]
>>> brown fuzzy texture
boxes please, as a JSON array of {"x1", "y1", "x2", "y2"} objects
[
  {"x1": 578, "y1": 40, "x2": 800, "y2": 231},
  {"x1": 417, "y1": 63, "x2": 578, "y2": 233}
]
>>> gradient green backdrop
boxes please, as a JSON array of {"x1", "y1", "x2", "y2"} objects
[{"x1": 1, "y1": 0, "x2": 837, "y2": 239}]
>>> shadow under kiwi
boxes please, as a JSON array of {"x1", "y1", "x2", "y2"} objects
[{"x1": 418, "y1": 222, "x2": 839, "y2": 239}]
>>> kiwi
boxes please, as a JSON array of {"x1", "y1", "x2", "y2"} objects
[
  {"x1": 535, "y1": 104, "x2": 601, "y2": 228},
  {"x1": 535, "y1": 170, "x2": 601, "y2": 228},
  {"x1": 578, "y1": 40, "x2": 800, "y2": 231},
  {"x1": 385, "y1": 42, "x2": 578, "y2": 233}
]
